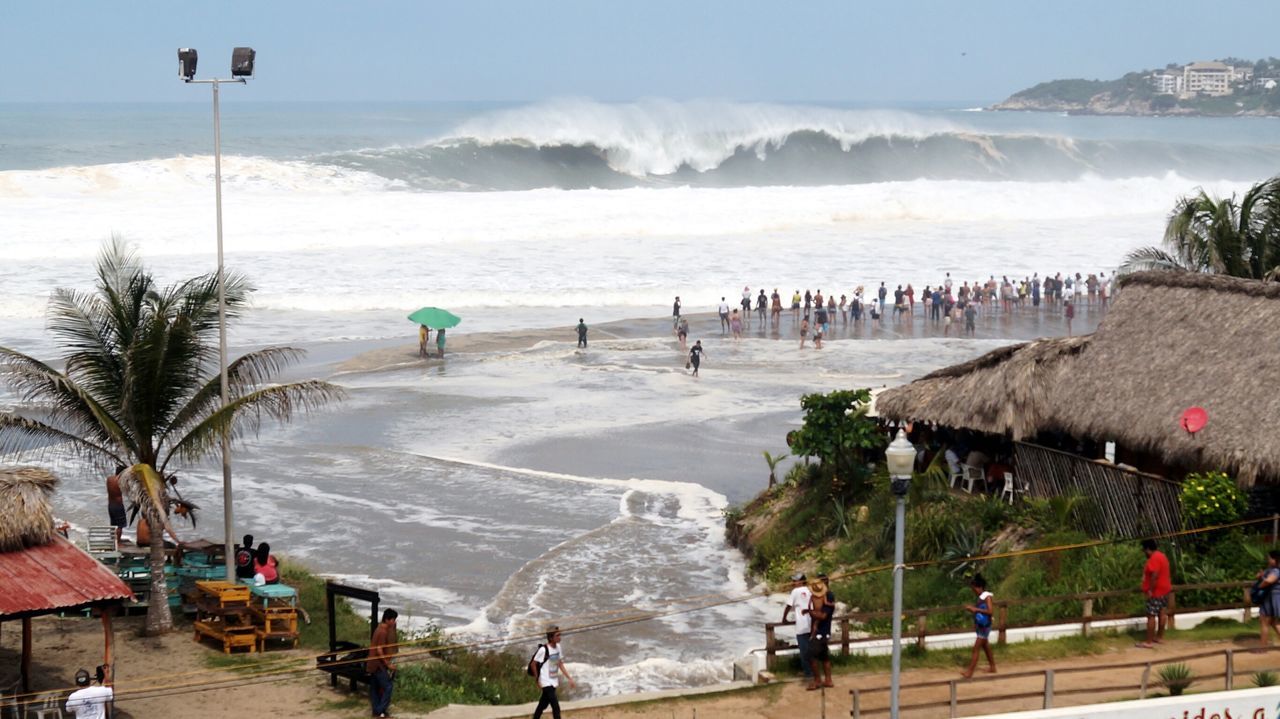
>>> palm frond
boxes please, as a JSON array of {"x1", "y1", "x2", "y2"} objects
[
  {"x1": 0, "y1": 413, "x2": 125, "y2": 467},
  {"x1": 162, "y1": 380, "x2": 345, "y2": 469},
  {"x1": 1117, "y1": 246, "x2": 1191, "y2": 275},
  {"x1": 0, "y1": 347, "x2": 136, "y2": 454}
]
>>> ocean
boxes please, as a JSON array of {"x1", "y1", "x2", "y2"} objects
[{"x1": 2, "y1": 99, "x2": 1278, "y2": 694}]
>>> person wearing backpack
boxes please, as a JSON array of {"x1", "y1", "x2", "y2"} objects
[
  {"x1": 961, "y1": 574, "x2": 996, "y2": 678},
  {"x1": 528, "y1": 626, "x2": 574, "y2": 719},
  {"x1": 1256, "y1": 550, "x2": 1280, "y2": 646}
]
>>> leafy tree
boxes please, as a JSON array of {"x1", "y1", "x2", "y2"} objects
[
  {"x1": 786, "y1": 389, "x2": 885, "y2": 496},
  {"x1": 1120, "y1": 177, "x2": 1280, "y2": 280},
  {"x1": 0, "y1": 240, "x2": 343, "y2": 634}
]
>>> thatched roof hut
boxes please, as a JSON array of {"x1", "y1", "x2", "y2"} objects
[
  {"x1": 0, "y1": 467, "x2": 58, "y2": 551},
  {"x1": 877, "y1": 335, "x2": 1089, "y2": 440},
  {"x1": 1054, "y1": 271, "x2": 1280, "y2": 484},
  {"x1": 878, "y1": 271, "x2": 1280, "y2": 484}
]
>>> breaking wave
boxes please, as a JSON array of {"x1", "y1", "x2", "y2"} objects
[{"x1": 313, "y1": 99, "x2": 1280, "y2": 190}]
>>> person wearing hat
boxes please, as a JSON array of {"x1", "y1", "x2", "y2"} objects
[
  {"x1": 530, "y1": 625, "x2": 574, "y2": 719},
  {"x1": 781, "y1": 572, "x2": 814, "y2": 681},
  {"x1": 807, "y1": 574, "x2": 836, "y2": 689},
  {"x1": 65, "y1": 665, "x2": 112, "y2": 719}
]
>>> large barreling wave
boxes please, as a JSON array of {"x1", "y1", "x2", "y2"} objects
[{"x1": 312, "y1": 99, "x2": 1280, "y2": 191}]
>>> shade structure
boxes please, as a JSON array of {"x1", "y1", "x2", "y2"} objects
[{"x1": 407, "y1": 307, "x2": 461, "y2": 329}]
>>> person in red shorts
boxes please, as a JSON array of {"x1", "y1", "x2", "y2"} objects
[{"x1": 1137, "y1": 538, "x2": 1171, "y2": 648}]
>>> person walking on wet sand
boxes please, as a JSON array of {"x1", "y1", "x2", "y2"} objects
[
  {"x1": 961, "y1": 574, "x2": 996, "y2": 678},
  {"x1": 688, "y1": 340, "x2": 705, "y2": 377},
  {"x1": 575, "y1": 319, "x2": 588, "y2": 348},
  {"x1": 799, "y1": 315, "x2": 810, "y2": 349},
  {"x1": 718, "y1": 297, "x2": 731, "y2": 334},
  {"x1": 530, "y1": 626, "x2": 575, "y2": 719},
  {"x1": 367, "y1": 608, "x2": 398, "y2": 718},
  {"x1": 418, "y1": 324, "x2": 431, "y2": 359},
  {"x1": 677, "y1": 317, "x2": 689, "y2": 351}
]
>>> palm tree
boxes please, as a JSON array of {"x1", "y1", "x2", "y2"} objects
[
  {"x1": 1121, "y1": 177, "x2": 1280, "y2": 280},
  {"x1": 0, "y1": 239, "x2": 343, "y2": 635},
  {"x1": 763, "y1": 450, "x2": 788, "y2": 488}
]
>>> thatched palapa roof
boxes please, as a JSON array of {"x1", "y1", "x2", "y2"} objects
[
  {"x1": 877, "y1": 335, "x2": 1089, "y2": 440},
  {"x1": 1055, "y1": 272, "x2": 1280, "y2": 484},
  {"x1": 878, "y1": 271, "x2": 1280, "y2": 483},
  {"x1": 0, "y1": 466, "x2": 59, "y2": 552}
]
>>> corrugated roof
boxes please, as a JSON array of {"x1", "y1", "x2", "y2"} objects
[{"x1": 0, "y1": 535, "x2": 133, "y2": 618}]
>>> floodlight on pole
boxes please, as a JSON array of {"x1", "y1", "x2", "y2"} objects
[{"x1": 178, "y1": 47, "x2": 254, "y2": 582}]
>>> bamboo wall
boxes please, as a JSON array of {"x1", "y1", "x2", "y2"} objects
[{"x1": 1014, "y1": 441, "x2": 1182, "y2": 537}]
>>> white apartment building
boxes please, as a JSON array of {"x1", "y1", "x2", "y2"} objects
[
  {"x1": 1183, "y1": 61, "x2": 1234, "y2": 96},
  {"x1": 1151, "y1": 71, "x2": 1183, "y2": 94}
]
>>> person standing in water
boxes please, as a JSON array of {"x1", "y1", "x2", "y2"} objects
[
  {"x1": 718, "y1": 297, "x2": 731, "y2": 334},
  {"x1": 575, "y1": 319, "x2": 588, "y2": 348},
  {"x1": 799, "y1": 315, "x2": 810, "y2": 349},
  {"x1": 436, "y1": 328, "x2": 447, "y2": 358},
  {"x1": 677, "y1": 317, "x2": 689, "y2": 350},
  {"x1": 688, "y1": 340, "x2": 705, "y2": 377},
  {"x1": 418, "y1": 324, "x2": 430, "y2": 359},
  {"x1": 672, "y1": 296, "x2": 682, "y2": 330}
]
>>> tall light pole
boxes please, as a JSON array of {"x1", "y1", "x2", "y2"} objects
[
  {"x1": 884, "y1": 429, "x2": 916, "y2": 719},
  {"x1": 178, "y1": 47, "x2": 256, "y2": 582}
]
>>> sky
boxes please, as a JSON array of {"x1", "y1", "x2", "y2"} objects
[{"x1": 2, "y1": 1, "x2": 1278, "y2": 104}]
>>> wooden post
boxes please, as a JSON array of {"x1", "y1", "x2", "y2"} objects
[
  {"x1": 850, "y1": 688, "x2": 861, "y2": 719},
  {"x1": 1167, "y1": 593, "x2": 1177, "y2": 630},
  {"x1": 20, "y1": 617, "x2": 31, "y2": 694},
  {"x1": 1272, "y1": 513, "x2": 1278, "y2": 542},
  {"x1": 949, "y1": 680, "x2": 958, "y2": 718},
  {"x1": 997, "y1": 603, "x2": 1008, "y2": 646},
  {"x1": 765, "y1": 625, "x2": 777, "y2": 670},
  {"x1": 1043, "y1": 669, "x2": 1054, "y2": 709},
  {"x1": 1081, "y1": 598, "x2": 1093, "y2": 638},
  {"x1": 1245, "y1": 586, "x2": 1254, "y2": 622},
  {"x1": 840, "y1": 618, "x2": 850, "y2": 656},
  {"x1": 915, "y1": 614, "x2": 927, "y2": 649},
  {"x1": 1225, "y1": 649, "x2": 1234, "y2": 690},
  {"x1": 1139, "y1": 663, "x2": 1151, "y2": 698},
  {"x1": 101, "y1": 609, "x2": 114, "y2": 684}
]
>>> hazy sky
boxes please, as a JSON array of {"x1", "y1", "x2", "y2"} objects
[{"x1": 3, "y1": 1, "x2": 1277, "y2": 104}]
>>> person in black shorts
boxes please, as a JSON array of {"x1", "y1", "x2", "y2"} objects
[
  {"x1": 807, "y1": 574, "x2": 835, "y2": 690},
  {"x1": 688, "y1": 340, "x2": 704, "y2": 377}
]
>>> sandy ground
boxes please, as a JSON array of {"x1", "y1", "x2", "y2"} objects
[{"x1": 7, "y1": 614, "x2": 1275, "y2": 719}]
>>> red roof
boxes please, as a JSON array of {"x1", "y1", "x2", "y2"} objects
[{"x1": 0, "y1": 536, "x2": 134, "y2": 618}]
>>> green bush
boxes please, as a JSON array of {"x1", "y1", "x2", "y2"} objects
[
  {"x1": 1253, "y1": 670, "x2": 1279, "y2": 688},
  {"x1": 395, "y1": 649, "x2": 541, "y2": 709},
  {"x1": 1181, "y1": 471, "x2": 1247, "y2": 529},
  {"x1": 1158, "y1": 662, "x2": 1194, "y2": 696}
]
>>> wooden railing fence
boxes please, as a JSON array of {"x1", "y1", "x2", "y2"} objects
[
  {"x1": 1013, "y1": 441, "x2": 1182, "y2": 538},
  {"x1": 847, "y1": 644, "x2": 1280, "y2": 718},
  {"x1": 764, "y1": 580, "x2": 1251, "y2": 670}
]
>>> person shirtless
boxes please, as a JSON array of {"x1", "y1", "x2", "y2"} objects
[{"x1": 106, "y1": 467, "x2": 126, "y2": 544}]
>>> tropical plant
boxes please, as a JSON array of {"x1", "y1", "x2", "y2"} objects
[
  {"x1": 787, "y1": 389, "x2": 885, "y2": 496},
  {"x1": 1120, "y1": 177, "x2": 1280, "y2": 280},
  {"x1": 1253, "y1": 670, "x2": 1279, "y2": 688},
  {"x1": 0, "y1": 240, "x2": 343, "y2": 635},
  {"x1": 762, "y1": 450, "x2": 788, "y2": 488},
  {"x1": 1180, "y1": 471, "x2": 1248, "y2": 529},
  {"x1": 1157, "y1": 662, "x2": 1195, "y2": 696}
]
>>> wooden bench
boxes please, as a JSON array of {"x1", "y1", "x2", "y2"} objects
[{"x1": 317, "y1": 641, "x2": 371, "y2": 691}]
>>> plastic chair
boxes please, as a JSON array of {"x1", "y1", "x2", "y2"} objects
[
  {"x1": 961, "y1": 466, "x2": 985, "y2": 494},
  {"x1": 1000, "y1": 472, "x2": 1020, "y2": 504},
  {"x1": 948, "y1": 467, "x2": 964, "y2": 490}
]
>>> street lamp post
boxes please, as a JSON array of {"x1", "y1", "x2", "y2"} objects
[
  {"x1": 884, "y1": 428, "x2": 916, "y2": 719},
  {"x1": 178, "y1": 47, "x2": 256, "y2": 582}
]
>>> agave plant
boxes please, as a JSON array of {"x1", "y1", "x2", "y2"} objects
[
  {"x1": 1253, "y1": 670, "x2": 1278, "y2": 688},
  {"x1": 0, "y1": 239, "x2": 343, "y2": 634},
  {"x1": 1157, "y1": 662, "x2": 1194, "y2": 696}
]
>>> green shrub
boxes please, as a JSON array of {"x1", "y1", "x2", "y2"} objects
[
  {"x1": 1253, "y1": 670, "x2": 1278, "y2": 688},
  {"x1": 395, "y1": 649, "x2": 541, "y2": 709},
  {"x1": 1157, "y1": 662, "x2": 1194, "y2": 696},
  {"x1": 1181, "y1": 471, "x2": 1247, "y2": 529}
]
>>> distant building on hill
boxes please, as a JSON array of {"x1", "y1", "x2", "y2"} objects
[
  {"x1": 1151, "y1": 70, "x2": 1183, "y2": 95},
  {"x1": 1182, "y1": 61, "x2": 1234, "y2": 97}
]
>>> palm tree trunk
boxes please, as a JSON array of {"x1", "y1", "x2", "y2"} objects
[{"x1": 143, "y1": 507, "x2": 173, "y2": 635}]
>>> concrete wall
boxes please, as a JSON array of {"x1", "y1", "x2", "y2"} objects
[{"x1": 975, "y1": 686, "x2": 1280, "y2": 719}]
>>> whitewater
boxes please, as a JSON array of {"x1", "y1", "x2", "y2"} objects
[{"x1": 3, "y1": 99, "x2": 1279, "y2": 694}]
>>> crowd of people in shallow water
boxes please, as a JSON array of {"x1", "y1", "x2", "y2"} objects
[{"x1": 659, "y1": 271, "x2": 1114, "y2": 374}]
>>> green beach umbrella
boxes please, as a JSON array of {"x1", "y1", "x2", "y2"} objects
[{"x1": 408, "y1": 307, "x2": 462, "y2": 329}]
